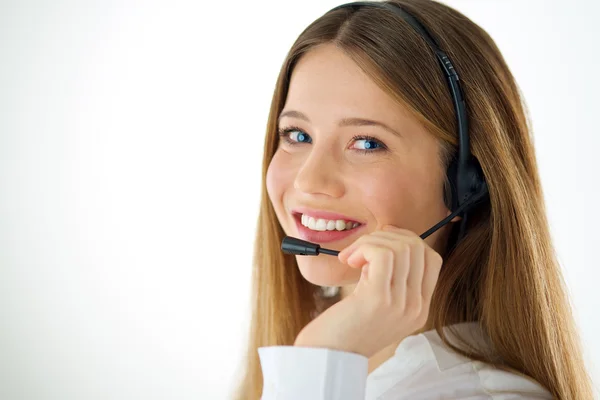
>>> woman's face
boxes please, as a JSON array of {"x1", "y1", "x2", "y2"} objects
[{"x1": 266, "y1": 43, "x2": 456, "y2": 288}]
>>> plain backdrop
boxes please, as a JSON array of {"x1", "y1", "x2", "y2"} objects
[{"x1": 1, "y1": 0, "x2": 598, "y2": 399}]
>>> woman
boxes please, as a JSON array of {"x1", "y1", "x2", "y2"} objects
[{"x1": 233, "y1": 0, "x2": 594, "y2": 399}]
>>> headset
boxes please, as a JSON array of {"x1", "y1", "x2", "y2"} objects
[{"x1": 282, "y1": 1, "x2": 490, "y2": 257}]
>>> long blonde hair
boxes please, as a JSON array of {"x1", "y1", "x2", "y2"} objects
[{"x1": 232, "y1": 0, "x2": 595, "y2": 398}]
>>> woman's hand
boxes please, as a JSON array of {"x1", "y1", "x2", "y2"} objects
[{"x1": 293, "y1": 225, "x2": 443, "y2": 359}]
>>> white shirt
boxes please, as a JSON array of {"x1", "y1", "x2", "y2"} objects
[{"x1": 258, "y1": 322, "x2": 552, "y2": 399}]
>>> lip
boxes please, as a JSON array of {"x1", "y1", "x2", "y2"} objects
[
  {"x1": 291, "y1": 206, "x2": 364, "y2": 224},
  {"x1": 291, "y1": 213, "x2": 365, "y2": 245}
]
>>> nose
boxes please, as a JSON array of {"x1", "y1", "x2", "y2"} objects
[{"x1": 293, "y1": 144, "x2": 345, "y2": 198}]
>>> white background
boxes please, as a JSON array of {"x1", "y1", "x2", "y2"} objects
[{"x1": 1, "y1": 0, "x2": 598, "y2": 399}]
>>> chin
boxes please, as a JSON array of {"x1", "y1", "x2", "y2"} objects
[{"x1": 296, "y1": 256, "x2": 361, "y2": 287}]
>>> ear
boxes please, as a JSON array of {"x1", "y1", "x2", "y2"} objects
[{"x1": 446, "y1": 209, "x2": 462, "y2": 223}]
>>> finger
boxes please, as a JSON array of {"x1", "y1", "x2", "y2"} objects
[
  {"x1": 367, "y1": 246, "x2": 396, "y2": 295},
  {"x1": 368, "y1": 231, "x2": 406, "y2": 241},
  {"x1": 385, "y1": 243, "x2": 409, "y2": 306},
  {"x1": 338, "y1": 236, "x2": 364, "y2": 262},
  {"x1": 372, "y1": 227, "x2": 422, "y2": 244},
  {"x1": 340, "y1": 235, "x2": 397, "y2": 266},
  {"x1": 347, "y1": 243, "x2": 395, "y2": 291},
  {"x1": 422, "y1": 249, "x2": 443, "y2": 304},
  {"x1": 338, "y1": 228, "x2": 410, "y2": 262},
  {"x1": 402, "y1": 241, "x2": 425, "y2": 297}
]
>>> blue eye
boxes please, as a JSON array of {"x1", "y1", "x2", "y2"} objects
[
  {"x1": 353, "y1": 138, "x2": 382, "y2": 150},
  {"x1": 292, "y1": 130, "x2": 311, "y2": 143},
  {"x1": 277, "y1": 125, "x2": 387, "y2": 155},
  {"x1": 278, "y1": 126, "x2": 312, "y2": 144}
]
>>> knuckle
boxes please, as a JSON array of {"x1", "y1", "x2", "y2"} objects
[
  {"x1": 430, "y1": 250, "x2": 443, "y2": 266},
  {"x1": 381, "y1": 247, "x2": 395, "y2": 263},
  {"x1": 383, "y1": 226, "x2": 418, "y2": 238},
  {"x1": 416, "y1": 309, "x2": 428, "y2": 326},
  {"x1": 405, "y1": 297, "x2": 423, "y2": 317},
  {"x1": 397, "y1": 242, "x2": 411, "y2": 254},
  {"x1": 433, "y1": 251, "x2": 444, "y2": 266},
  {"x1": 401, "y1": 228, "x2": 419, "y2": 237},
  {"x1": 351, "y1": 237, "x2": 367, "y2": 248},
  {"x1": 411, "y1": 239, "x2": 425, "y2": 253}
]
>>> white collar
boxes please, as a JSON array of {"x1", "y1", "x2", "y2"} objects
[{"x1": 419, "y1": 321, "x2": 491, "y2": 371}]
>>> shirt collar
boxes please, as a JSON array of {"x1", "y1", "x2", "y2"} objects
[{"x1": 418, "y1": 321, "x2": 491, "y2": 371}]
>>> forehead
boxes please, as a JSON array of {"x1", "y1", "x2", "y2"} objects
[{"x1": 285, "y1": 43, "x2": 406, "y2": 123}]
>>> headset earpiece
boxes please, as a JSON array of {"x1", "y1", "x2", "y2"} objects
[{"x1": 446, "y1": 155, "x2": 488, "y2": 217}]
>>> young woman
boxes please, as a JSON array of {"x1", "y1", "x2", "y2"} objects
[{"x1": 233, "y1": 0, "x2": 594, "y2": 399}]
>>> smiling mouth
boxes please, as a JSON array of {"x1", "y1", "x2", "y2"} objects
[
  {"x1": 293, "y1": 212, "x2": 363, "y2": 232},
  {"x1": 291, "y1": 213, "x2": 365, "y2": 244}
]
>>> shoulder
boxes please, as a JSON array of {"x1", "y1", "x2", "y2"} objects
[
  {"x1": 369, "y1": 323, "x2": 553, "y2": 399},
  {"x1": 424, "y1": 325, "x2": 552, "y2": 396}
]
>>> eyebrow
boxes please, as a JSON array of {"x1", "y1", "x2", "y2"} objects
[{"x1": 278, "y1": 110, "x2": 403, "y2": 138}]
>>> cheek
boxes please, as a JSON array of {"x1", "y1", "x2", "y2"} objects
[
  {"x1": 266, "y1": 153, "x2": 285, "y2": 202},
  {"x1": 362, "y1": 172, "x2": 403, "y2": 198},
  {"x1": 355, "y1": 168, "x2": 416, "y2": 223},
  {"x1": 266, "y1": 151, "x2": 297, "y2": 215}
]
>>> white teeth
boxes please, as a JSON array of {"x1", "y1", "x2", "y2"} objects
[
  {"x1": 315, "y1": 219, "x2": 327, "y2": 231},
  {"x1": 300, "y1": 213, "x2": 360, "y2": 232},
  {"x1": 326, "y1": 220, "x2": 336, "y2": 231}
]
